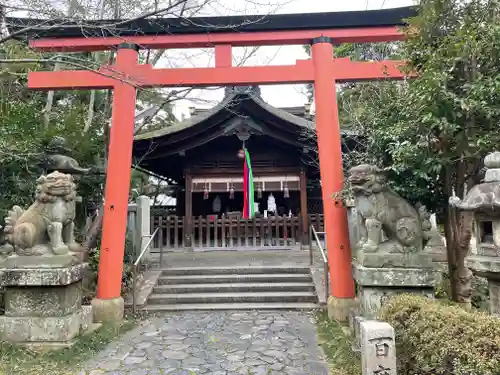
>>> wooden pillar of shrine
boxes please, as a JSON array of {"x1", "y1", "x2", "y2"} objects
[
  {"x1": 299, "y1": 169, "x2": 309, "y2": 245},
  {"x1": 184, "y1": 170, "x2": 193, "y2": 248}
]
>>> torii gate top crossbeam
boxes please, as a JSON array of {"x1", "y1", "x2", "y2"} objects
[{"x1": 7, "y1": 6, "x2": 416, "y2": 52}]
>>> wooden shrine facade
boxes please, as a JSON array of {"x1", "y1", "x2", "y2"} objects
[{"x1": 133, "y1": 86, "x2": 351, "y2": 250}]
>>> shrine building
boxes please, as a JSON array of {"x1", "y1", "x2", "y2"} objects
[{"x1": 133, "y1": 86, "x2": 356, "y2": 251}]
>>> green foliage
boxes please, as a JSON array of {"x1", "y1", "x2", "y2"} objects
[
  {"x1": 385, "y1": 0, "x2": 500, "y2": 210},
  {"x1": 379, "y1": 294, "x2": 500, "y2": 375},
  {"x1": 1, "y1": 41, "x2": 177, "y2": 231},
  {"x1": 315, "y1": 311, "x2": 360, "y2": 375},
  {"x1": 84, "y1": 235, "x2": 135, "y2": 302},
  {"x1": 471, "y1": 276, "x2": 490, "y2": 311},
  {"x1": 0, "y1": 42, "x2": 107, "y2": 232},
  {"x1": 373, "y1": 0, "x2": 500, "y2": 301},
  {"x1": 303, "y1": 0, "x2": 500, "y2": 216},
  {"x1": 435, "y1": 272, "x2": 490, "y2": 310},
  {"x1": 304, "y1": 0, "x2": 500, "y2": 302}
]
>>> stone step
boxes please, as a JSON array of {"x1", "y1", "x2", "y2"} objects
[
  {"x1": 157, "y1": 273, "x2": 312, "y2": 285},
  {"x1": 153, "y1": 282, "x2": 315, "y2": 294},
  {"x1": 142, "y1": 302, "x2": 320, "y2": 312},
  {"x1": 160, "y1": 266, "x2": 311, "y2": 276},
  {"x1": 147, "y1": 291, "x2": 317, "y2": 305}
]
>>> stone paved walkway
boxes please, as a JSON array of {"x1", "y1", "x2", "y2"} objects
[{"x1": 79, "y1": 311, "x2": 330, "y2": 375}]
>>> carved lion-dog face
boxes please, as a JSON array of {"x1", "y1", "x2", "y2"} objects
[{"x1": 348, "y1": 164, "x2": 386, "y2": 195}]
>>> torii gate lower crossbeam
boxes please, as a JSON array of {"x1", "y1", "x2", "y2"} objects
[{"x1": 28, "y1": 37, "x2": 408, "y2": 322}]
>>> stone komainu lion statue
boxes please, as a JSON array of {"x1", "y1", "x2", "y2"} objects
[
  {"x1": 349, "y1": 164, "x2": 432, "y2": 253},
  {"x1": 2, "y1": 171, "x2": 79, "y2": 256}
]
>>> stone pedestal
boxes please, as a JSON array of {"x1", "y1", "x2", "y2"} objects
[
  {"x1": 424, "y1": 231, "x2": 448, "y2": 271},
  {"x1": 91, "y1": 296, "x2": 125, "y2": 323},
  {"x1": 489, "y1": 279, "x2": 500, "y2": 314},
  {"x1": 353, "y1": 262, "x2": 441, "y2": 319},
  {"x1": 0, "y1": 262, "x2": 92, "y2": 348},
  {"x1": 327, "y1": 296, "x2": 358, "y2": 322},
  {"x1": 466, "y1": 255, "x2": 500, "y2": 315}
]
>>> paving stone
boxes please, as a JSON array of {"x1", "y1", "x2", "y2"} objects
[
  {"x1": 128, "y1": 370, "x2": 150, "y2": 375},
  {"x1": 270, "y1": 361, "x2": 286, "y2": 371},
  {"x1": 78, "y1": 311, "x2": 329, "y2": 375},
  {"x1": 247, "y1": 366, "x2": 275, "y2": 375},
  {"x1": 182, "y1": 356, "x2": 207, "y2": 366},
  {"x1": 162, "y1": 350, "x2": 190, "y2": 360},
  {"x1": 124, "y1": 356, "x2": 146, "y2": 365},
  {"x1": 130, "y1": 349, "x2": 146, "y2": 357},
  {"x1": 159, "y1": 359, "x2": 183, "y2": 368},
  {"x1": 97, "y1": 359, "x2": 122, "y2": 371},
  {"x1": 137, "y1": 342, "x2": 153, "y2": 350},
  {"x1": 167, "y1": 343, "x2": 191, "y2": 351},
  {"x1": 138, "y1": 359, "x2": 156, "y2": 368}
]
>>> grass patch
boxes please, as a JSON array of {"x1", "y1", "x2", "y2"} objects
[
  {"x1": 0, "y1": 321, "x2": 135, "y2": 375},
  {"x1": 315, "y1": 311, "x2": 361, "y2": 375}
]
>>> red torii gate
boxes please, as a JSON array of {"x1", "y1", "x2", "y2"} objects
[{"x1": 22, "y1": 8, "x2": 411, "y2": 321}]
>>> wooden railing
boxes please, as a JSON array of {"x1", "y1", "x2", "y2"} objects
[
  {"x1": 309, "y1": 213, "x2": 324, "y2": 233},
  {"x1": 150, "y1": 213, "x2": 324, "y2": 251},
  {"x1": 150, "y1": 216, "x2": 185, "y2": 250},
  {"x1": 192, "y1": 215, "x2": 301, "y2": 249}
]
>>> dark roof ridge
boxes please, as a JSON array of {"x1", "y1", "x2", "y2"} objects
[
  {"x1": 134, "y1": 90, "x2": 314, "y2": 141},
  {"x1": 5, "y1": 6, "x2": 416, "y2": 39}
]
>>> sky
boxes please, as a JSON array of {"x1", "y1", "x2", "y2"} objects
[{"x1": 168, "y1": 0, "x2": 416, "y2": 119}]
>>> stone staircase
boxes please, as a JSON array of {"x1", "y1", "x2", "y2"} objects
[{"x1": 143, "y1": 265, "x2": 320, "y2": 312}]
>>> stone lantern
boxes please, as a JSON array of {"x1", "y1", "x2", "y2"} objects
[{"x1": 450, "y1": 152, "x2": 500, "y2": 314}]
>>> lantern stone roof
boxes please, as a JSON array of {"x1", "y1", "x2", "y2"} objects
[{"x1": 451, "y1": 152, "x2": 500, "y2": 212}]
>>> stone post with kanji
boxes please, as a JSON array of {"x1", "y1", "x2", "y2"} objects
[{"x1": 360, "y1": 320, "x2": 397, "y2": 375}]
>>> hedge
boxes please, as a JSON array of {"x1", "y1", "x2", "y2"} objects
[{"x1": 379, "y1": 294, "x2": 500, "y2": 375}]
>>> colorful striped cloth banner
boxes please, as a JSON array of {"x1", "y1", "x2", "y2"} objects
[{"x1": 242, "y1": 148, "x2": 255, "y2": 219}]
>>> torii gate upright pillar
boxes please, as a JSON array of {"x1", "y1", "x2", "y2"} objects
[
  {"x1": 92, "y1": 43, "x2": 139, "y2": 322},
  {"x1": 311, "y1": 37, "x2": 356, "y2": 320}
]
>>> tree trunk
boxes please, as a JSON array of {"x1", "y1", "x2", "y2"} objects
[
  {"x1": 444, "y1": 205, "x2": 473, "y2": 307},
  {"x1": 42, "y1": 0, "x2": 79, "y2": 129},
  {"x1": 81, "y1": 208, "x2": 104, "y2": 256},
  {"x1": 42, "y1": 63, "x2": 60, "y2": 129}
]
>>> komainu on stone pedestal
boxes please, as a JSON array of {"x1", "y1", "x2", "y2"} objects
[
  {"x1": 348, "y1": 164, "x2": 441, "y2": 320},
  {"x1": 0, "y1": 171, "x2": 81, "y2": 266},
  {"x1": 0, "y1": 169, "x2": 94, "y2": 349},
  {"x1": 349, "y1": 164, "x2": 434, "y2": 268}
]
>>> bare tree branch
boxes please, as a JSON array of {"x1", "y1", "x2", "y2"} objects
[{"x1": 1, "y1": 0, "x2": 193, "y2": 44}]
